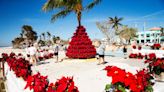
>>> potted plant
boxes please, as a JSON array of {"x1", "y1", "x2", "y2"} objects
[
  {"x1": 152, "y1": 43, "x2": 161, "y2": 50},
  {"x1": 145, "y1": 53, "x2": 164, "y2": 81}
]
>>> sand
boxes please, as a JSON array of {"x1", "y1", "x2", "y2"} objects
[{"x1": 0, "y1": 47, "x2": 164, "y2": 92}]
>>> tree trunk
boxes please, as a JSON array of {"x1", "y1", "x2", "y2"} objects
[{"x1": 77, "y1": 12, "x2": 81, "y2": 26}]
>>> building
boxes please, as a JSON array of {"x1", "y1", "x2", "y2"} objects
[{"x1": 136, "y1": 27, "x2": 164, "y2": 44}]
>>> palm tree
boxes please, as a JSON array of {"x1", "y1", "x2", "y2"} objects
[
  {"x1": 53, "y1": 36, "x2": 60, "y2": 43},
  {"x1": 42, "y1": 0, "x2": 101, "y2": 26},
  {"x1": 47, "y1": 31, "x2": 51, "y2": 41},
  {"x1": 119, "y1": 26, "x2": 137, "y2": 44},
  {"x1": 109, "y1": 16, "x2": 123, "y2": 35},
  {"x1": 42, "y1": 33, "x2": 46, "y2": 41}
]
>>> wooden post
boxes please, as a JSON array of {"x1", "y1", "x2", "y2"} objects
[
  {"x1": 2, "y1": 61, "x2": 5, "y2": 77},
  {"x1": 0, "y1": 61, "x2": 5, "y2": 78}
]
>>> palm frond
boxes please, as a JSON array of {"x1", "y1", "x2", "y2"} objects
[
  {"x1": 42, "y1": 0, "x2": 65, "y2": 12},
  {"x1": 85, "y1": 0, "x2": 102, "y2": 10},
  {"x1": 51, "y1": 9, "x2": 72, "y2": 22}
]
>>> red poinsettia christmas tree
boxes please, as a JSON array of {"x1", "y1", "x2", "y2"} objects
[{"x1": 66, "y1": 26, "x2": 96, "y2": 59}]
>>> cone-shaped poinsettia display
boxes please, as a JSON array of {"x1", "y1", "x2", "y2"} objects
[{"x1": 66, "y1": 26, "x2": 96, "y2": 59}]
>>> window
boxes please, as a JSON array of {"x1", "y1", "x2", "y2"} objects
[
  {"x1": 141, "y1": 34, "x2": 144, "y2": 37},
  {"x1": 146, "y1": 40, "x2": 150, "y2": 42},
  {"x1": 141, "y1": 40, "x2": 144, "y2": 43},
  {"x1": 146, "y1": 34, "x2": 150, "y2": 37},
  {"x1": 137, "y1": 40, "x2": 139, "y2": 43}
]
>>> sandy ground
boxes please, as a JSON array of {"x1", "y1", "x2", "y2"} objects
[{"x1": 0, "y1": 47, "x2": 164, "y2": 92}]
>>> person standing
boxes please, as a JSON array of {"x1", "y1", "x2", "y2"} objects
[
  {"x1": 54, "y1": 44, "x2": 59, "y2": 63},
  {"x1": 123, "y1": 45, "x2": 127, "y2": 59},
  {"x1": 29, "y1": 44, "x2": 38, "y2": 65},
  {"x1": 25, "y1": 44, "x2": 30, "y2": 61},
  {"x1": 96, "y1": 41, "x2": 105, "y2": 65}
]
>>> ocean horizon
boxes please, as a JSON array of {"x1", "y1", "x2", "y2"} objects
[{"x1": 0, "y1": 45, "x2": 11, "y2": 48}]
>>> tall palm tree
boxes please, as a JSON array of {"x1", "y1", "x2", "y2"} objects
[
  {"x1": 109, "y1": 16, "x2": 123, "y2": 35},
  {"x1": 42, "y1": 33, "x2": 46, "y2": 41},
  {"x1": 42, "y1": 0, "x2": 101, "y2": 26},
  {"x1": 47, "y1": 31, "x2": 51, "y2": 41}
]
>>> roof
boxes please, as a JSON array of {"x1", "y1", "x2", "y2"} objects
[{"x1": 150, "y1": 27, "x2": 161, "y2": 31}]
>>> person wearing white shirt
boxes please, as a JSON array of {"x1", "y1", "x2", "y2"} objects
[
  {"x1": 96, "y1": 41, "x2": 106, "y2": 65},
  {"x1": 29, "y1": 44, "x2": 37, "y2": 65}
]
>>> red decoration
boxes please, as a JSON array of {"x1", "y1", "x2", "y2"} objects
[
  {"x1": 132, "y1": 45, "x2": 136, "y2": 49},
  {"x1": 129, "y1": 53, "x2": 144, "y2": 59},
  {"x1": 2, "y1": 53, "x2": 32, "y2": 81},
  {"x1": 104, "y1": 66, "x2": 154, "y2": 92},
  {"x1": 47, "y1": 77, "x2": 79, "y2": 92},
  {"x1": 66, "y1": 26, "x2": 96, "y2": 59},
  {"x1": 24, "y1": 72, "x2": 49, "y2": 92},
  {"x1": 152, "y1": 43, "x2": 161, "y2": 50},
  {"x1": 138, "y1": 46, "x2": 142, "y2": 50}
]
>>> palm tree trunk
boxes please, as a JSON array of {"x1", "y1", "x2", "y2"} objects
[{"x1": 77, "y1": 12, "x2": 81, "y2": 26}]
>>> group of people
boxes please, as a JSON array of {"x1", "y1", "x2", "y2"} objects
[
  {"x1": 25, "y1": 43, "x2": 60, "y2": 65},
  {"x1": 24, "y1": 41, "x2": 128, "y2": 66}
]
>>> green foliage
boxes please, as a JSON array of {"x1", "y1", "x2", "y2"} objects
[
  {"x1": 22, "y1": 25, "x2": 38, "y2": 42},
  {"x1": 38, "y1": 40, "x2": 46, "y2": 46},
  {"x1": 53, "y1": 36, "x2": 60, "y2": 43},
  {"x1": 42, "y1": 0, "x2": 101, "y2": 25},
  {"x1": 105, "y1": 84, "x2": 112, "y2": 91},
  {"x1": 145, "y1": 85, "x2": 153, "y2": 92},
  {"x1": 119, "y1": 26, "x2": 137, "y2": 43},
  {"x1": 109, "y1": 16, "x2": 123, "y2": 34},
  {"x1": 117, "y1": 84, "x2": 126, "y2": 92},
  {"x1": 12, "y1": 25, "x2": 38, "y2": 48},
  {"x1": 153, "y1": 66, "x2": 162, "y2": 75}
]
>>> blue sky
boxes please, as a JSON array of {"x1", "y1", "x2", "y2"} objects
[{"x1": 0, "y1": 0, "x2": 164, "y2": 46}]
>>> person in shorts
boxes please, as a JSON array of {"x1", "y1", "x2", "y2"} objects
[
  {"x1": 96, "y1": 41, "x2": 105, "y2": 65},
  {"x1": 54, "y1": 44, "x2": 59, "y2": 62}
]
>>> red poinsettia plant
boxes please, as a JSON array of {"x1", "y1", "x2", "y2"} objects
[
  {"x1": 138, "y1": 46, "x2": 142, "y2": 50},
  {"x1": 24, "y1": 72, "x2": 49, "y2": 92},
  {"x1": 39, "y1": 53, "x2": 54, "y2": 61},
  {"x1": 151, "y1": 43, "x2": 161, "y2": 50},
  {"x1": 47, "y1": 76, "x2": 79, "y2": 92},
  {"x1": 129, "y1": 53, "x2": 144, "y2": 59},
  {"x1": 5, "y1": 52, "x2": 32, "y2": 80},
  {"x1": 132, "y1": 45, "x2": 136, "y2": 49},
  {"x1": 145, "y1": 53, "x2": 164, "y2": 75},
  {"x1": 104, "y1": 66, "x2": 154, "y2": 92}
]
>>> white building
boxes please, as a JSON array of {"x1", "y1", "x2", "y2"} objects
[{"x1": 136, "y1": 27, "x2": 164, "y2": 44}]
